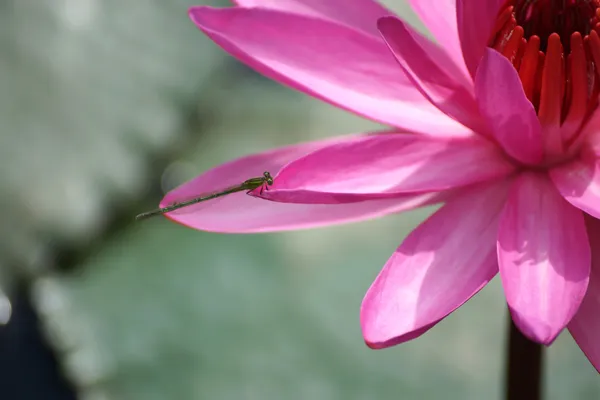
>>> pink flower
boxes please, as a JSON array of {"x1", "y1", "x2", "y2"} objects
[{"x1": 163, "y1": 0, "x2": 600, "y2": 371}]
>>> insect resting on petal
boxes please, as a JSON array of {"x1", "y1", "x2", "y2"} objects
[{"x1": 141, "y1": 0, "x2": 600, "y2": 373}]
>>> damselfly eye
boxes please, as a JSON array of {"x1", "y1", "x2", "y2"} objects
[{"x1": 263, "y1": 171, "x2": 274, "y2": 185}]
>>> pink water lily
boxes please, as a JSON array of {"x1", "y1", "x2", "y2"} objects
[{"x1": 161, "y1": 0, "x2": 600, "y2": 371}]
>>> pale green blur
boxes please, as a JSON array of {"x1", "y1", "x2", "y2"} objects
[{"x1": 1, "y1": 0, "x2": 598, "y2": 399}]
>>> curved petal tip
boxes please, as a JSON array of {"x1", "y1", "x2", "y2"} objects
[
  {"x1": 498, "y1": 173, "x2": 590, "y2": 345},
  {"x1": 360, "y1": 181, "x2": 508, "y2": 348}
]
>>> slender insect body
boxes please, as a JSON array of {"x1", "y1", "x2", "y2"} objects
[{"x1": 135, "y1": 171, "x2": 273, "y2": 221}]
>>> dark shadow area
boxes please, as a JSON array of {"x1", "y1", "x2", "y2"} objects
[
  {"x1": 0, "y1": 284, "x2": 77, "y2": 400},
  {"x1": 505, "y1": 315, "x2": 543, "y2": 400}
]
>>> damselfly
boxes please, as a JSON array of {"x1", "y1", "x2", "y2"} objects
[{"x1": 136, "y1": 171, "x2": 273, "y2": 220}]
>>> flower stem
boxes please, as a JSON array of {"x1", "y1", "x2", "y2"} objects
[{"x1": 505, "y1": 314, "x2": 544, "y2": 400}]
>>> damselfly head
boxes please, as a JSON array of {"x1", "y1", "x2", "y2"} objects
[{"x1": 263, "y1": 171, "x2": 274, "y2": 185}]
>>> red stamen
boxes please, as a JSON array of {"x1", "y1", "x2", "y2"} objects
[
  {"x1": 514, "y1": 38, "x2": 527, "y2": 70},
  {"x1": 491, "y1": 6, "x2": 515, "y2": 40},
  {"x1": 586, "y1": 33, "x2": 600, "y2": 111},
  {"x1": 562, "y1": 33, "x2": 588, "y2": 141},
  {"x1": 512, "y1": 0, "x2": 600, "y2": 52},
  {"x1": 538, "y1": 33, "x2": 564, "y2": 155},
  {"x1": 494, "y1": 16, "x2": 518, "y2": 52},
  {"x1": 503, "y1": 26, "x2": 525, "y2": 63},
  {"x1": 489, "y1": 0, "x2": 600, "y2": 152},
  {"x1": 533, "y1": 52, "x2": 545, "y2": 110},
  {"x1": 587, "y1": 30, "x2": 600, "y2": 69},
  {"x1": 519, "y1": 35, "x2": 541, "y2": 101}
]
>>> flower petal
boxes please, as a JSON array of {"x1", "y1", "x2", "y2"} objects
[
  {"x1": 160, "y1": 137, "x2": 445, "y2": 233},
  {"x1": 377, "y1": 16, "x2": 484, "y2": 133},
  {"x1": 232, "y1": 0, "x2": 393, "y2": 37},
  {"x1": 189, "y1": 6, "x2": 471, "y2": 137},
  {"x1": 457, "y1": 0, "x2": 505, "y2": 77},
  {"x1": 550, "y1": 154, "x2": 600, "y2": 219},
  {"x1": 407, "y1": 0, "x2": 470, "y2": 79},
  {"x1": 572, "y1": 109, "x2": 600, "y2": 156},
  {"x1": 475, "y1": 49, "x2": 543, "y2": 165},
  {"x1": 361, "y1": 180, "x2": 509, "y2": 348},
  {"x1": 498, "y1": 172, "x2": 590, "y2": 345},
  {"x1": 259, "y1": 132, "x2": 515, "y2": 204},
  {"x1": 568, "y1": 216, "x2": 600, "y2": 373}
]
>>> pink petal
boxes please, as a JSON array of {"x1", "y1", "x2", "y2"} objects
[
  {"x1": 407, "y1": 0, "x2": 470, "y2": 79},
  {"x1": 475, "y1": 49, "x2": 543, "y2": 165},
  {"x1": 498, "y1": 172, "x2": 590, "y2": 345},
  {"x1": 563, "y1": 108, "x2": 600, "y2": 160},
  {"x1": 457, "y1": 0, "x2": 505, "y2": 77},
  {"x1": 549, "y1": 154, "x2": 600, "y2": 219},
  {"x1": 232, "y1": 0, "x2": 393, "y2": 37},
  {"x1": 377, "y1": 17, "x2": 485, "y2": 134},
  {"x1": 361, "y1": 180, "x2": 509, "y2": 348},
  {"x1": 189, "y1": 7, "x2": 471, "y2": 137},
  {"x1": 260, "y1": 132, "x2": 515, "y2": 204},
  {"x1": 568, "y1": 216, "x2": 600, "y2": 373},
  {"x1": 160, "y1": 137, "x2": 445, "y2": 233},
  {"x1": 573, "y1": 110, "x2": 600, "y2": 156}
]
